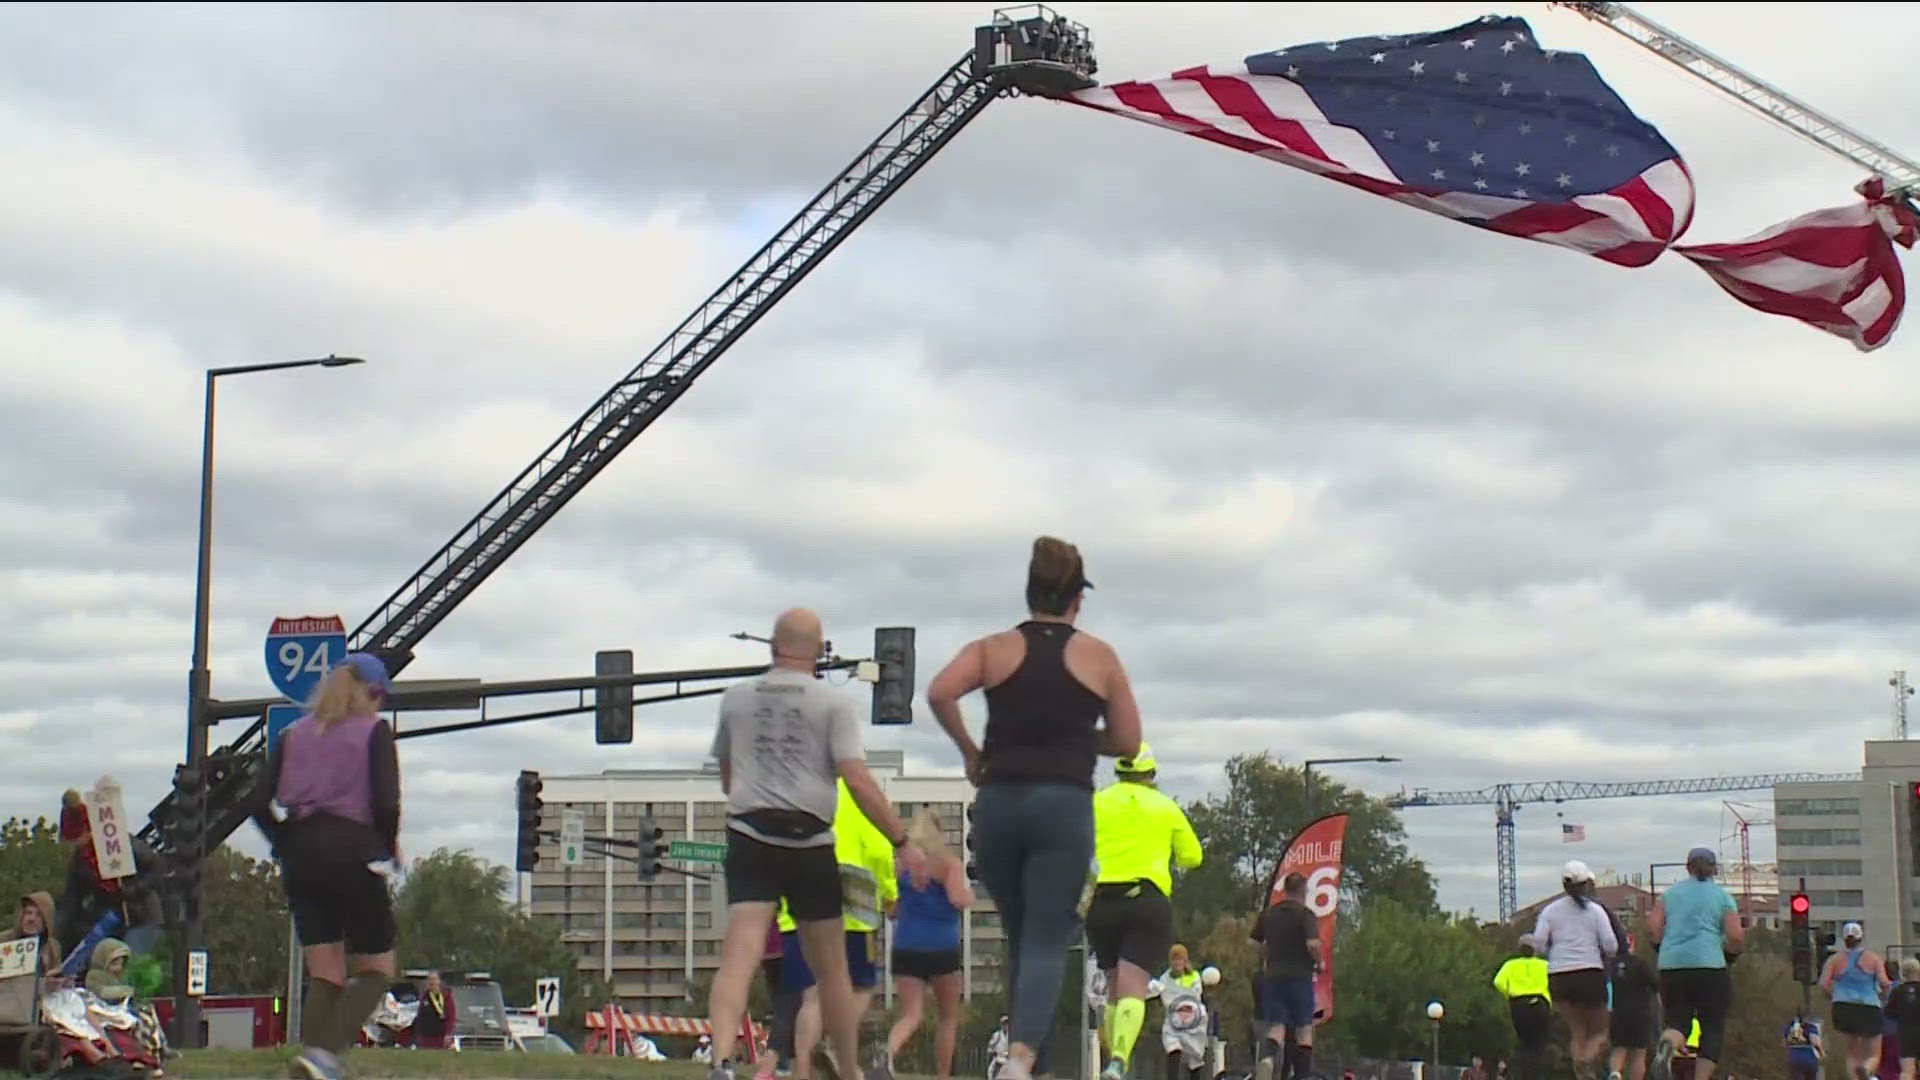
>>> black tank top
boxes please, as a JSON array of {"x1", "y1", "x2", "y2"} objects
[{"x1": 979, "y1": 621, "x2": 1107, "y2": 790}]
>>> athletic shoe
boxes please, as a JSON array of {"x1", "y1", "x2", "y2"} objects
[
  {"x1": 708, "y1": 1066, "x2": 737, "y2": 1080},
  {"x1": 1650, "y1": 1039, "x2": 1675, "y2": 1080},
  {"x1": 1254, "y1": 1057, "x2": 1274, "y2": 1080},
  {"x1": 1609, "y1": 1071, "x2": 1624, "y2": 1080},
  {"x1": 865, "y1": 1062, "x2": 898, "y2": 1080},
  {"x1": 1101, "y1": 1061, "x2": 1126, "y2": 1080},
  {"x1": 289, "y1": 1048, "x2": 341, "y2": 1080}
]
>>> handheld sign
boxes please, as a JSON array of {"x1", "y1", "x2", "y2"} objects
[
  {"x1": 0, "y1": 937, "x2": 38, "y2": 979},
  {"x1": 534, "y1": 976, "x2": 561, "y2": 1018},
  {"x1": 84, "y1": 777, "x2": 137, "y2": 881},
  {"x1": 265, "y1": 615, "x2": 348, "y2": 705}
]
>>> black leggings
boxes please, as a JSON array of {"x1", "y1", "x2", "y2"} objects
[{"x1": 1659, "y1": 968, "x2": 1731, "y2": 1063}]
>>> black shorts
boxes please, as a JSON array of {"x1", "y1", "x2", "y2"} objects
[
  {"x1": 1548, "y1": 968, "x2": 1609, "y2": 1008},
  {"x1": 1659, "y1": 967, "x2": 1732, "y2": 1062},
  {"x1": 1085, "y1": 882, "x2": 1173, "y2": 973},
  {"x1": 1833, "y1": 1001, "x2": 1884, "y2": 1038},
  {"x1": 1610, "y1": 1011, "x2": 1654, "y2": 1049},
  {"x1": 279, "y1": 824, "x2": 395, "y2": 954},
  {"x1": 723, "y1": 830, "x2": 842, "y2": 923},
  {"x1": 892, "y1": 948, "x2": 962, "y2": 981}
]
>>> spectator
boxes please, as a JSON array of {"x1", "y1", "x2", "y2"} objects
[
  {"x1": 0, "y1": 893, "x2": 61, "y2": 974},
  {"x1": 411, "y1": 971, "x2": 455, "y2": 1050},
  {"x1": 85, "y1": 938, "x2": 133, "y2": 1005}
]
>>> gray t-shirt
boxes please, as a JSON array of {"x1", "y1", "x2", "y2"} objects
[{"x1": 710, "y1": 669, "x2": 863, "y2": 848}]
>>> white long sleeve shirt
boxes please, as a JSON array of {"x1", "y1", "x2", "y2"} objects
[{"x1": 1533, "y1": 894, "x2": 1618, "y2": 974}]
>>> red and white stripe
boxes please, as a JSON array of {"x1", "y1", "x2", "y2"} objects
[
  {"x1": 1066, "y1": 69, "x2": 1912, "y2": 352},
  {"x1": 1067, "y1": 66, "x2": 1694, "y2": 268}
]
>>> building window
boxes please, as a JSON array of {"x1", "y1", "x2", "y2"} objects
[
  {"x1": 694, "y1": 885, "x2": 713, "y2": 901},
  {"x1": 1779, "y1": 829, "x2": 1862, "y2": 846},
  {"x1": 1808, "y1": 890, "x2": 1865, "y2": 907},
  {"x1": 1781, "y1": 859, "x2": 1865, "y2": 877},
  {"x1": 1776, "y1": 798, "x2": 1861, "y2": 817}
]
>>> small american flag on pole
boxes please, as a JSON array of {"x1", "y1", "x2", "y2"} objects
[
  {"x1": 1562, "y1": 823, "x2": 1586, "y2": 843},
  {"x1": 1064, "y1": 15, "x2": 1912, "y2": 350}
]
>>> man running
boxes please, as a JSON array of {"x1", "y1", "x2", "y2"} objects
[
  {"x1": 1087, "y1": 743, "x2": 1202, "y2": 1080},
  {"x1": 1493, "y1": 935, "x2": 1551, "y2": 1080},
  {"x1": 1250, "y1": 872, "x2": 1319, "y2": 1080},
  {"x1": 1649, "y1": 847, "x2": 1743, "y2": 1080},
  {"x1": 705, "y1": 609, "x2": 921, "y2": 1080}
]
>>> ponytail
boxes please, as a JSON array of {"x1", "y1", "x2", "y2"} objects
[{"x1": 1564, "y1": 878, "x2": 1591, "y2": 907}]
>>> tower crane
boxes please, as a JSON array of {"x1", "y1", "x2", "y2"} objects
[
  {"x1": 1552, "y1": 2, "x2": 1919, "y2": 205},
  {"x1": 137, "y1": 5, "x2": 1100, "y2": 857},
  {"x1": 1387, "y1": 771, "x2": 1859, "y2": 921},
  {"x1": 1720, "y1": 801, "x2": 1773, "y2": 927}
]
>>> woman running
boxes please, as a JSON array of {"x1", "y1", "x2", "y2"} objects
[
  {"x1": 885, "y1": 811, "x2": 974, "y2": 1080},
  {"x1": 1532, "y1": 860, "x2": 1616, "y2": 1080},
  {"x1": 927, "y1": 536, "x2": 1144, "y2": 1080},
  {"x1": 248, "y1": 652, "x2": 402, "y2": 1080},
  {"x1": 1650, "y1": 847, "x2": 1743, "y2": 1080},
  {"x1": 1820, "y1": 921, "x2": 1893, "y2": 1080}
]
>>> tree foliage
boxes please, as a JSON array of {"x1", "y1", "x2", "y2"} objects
[
  {"x1": 1172, "y1": 753, "x2": 1437, "y2": 943},
  {"x1": 392, "y1": 848, "x2": 611, "y2": 1037},
  {"x1": 0, "y1": 817, "x2": 70, "y2": 913},
  {"x1": 203, "y1": 846, "x2": 290, "y2": 995}
]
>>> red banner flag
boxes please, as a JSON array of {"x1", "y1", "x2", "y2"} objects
[{"x1": 1261, "y1": 813, "x2": 1350, "y2": 1023}]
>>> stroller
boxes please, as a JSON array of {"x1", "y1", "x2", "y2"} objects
[{"x1": 0, "y1": 937, "x2": 63, "y2": 1076}]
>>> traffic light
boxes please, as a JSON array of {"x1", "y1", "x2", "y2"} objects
[
  {"x1": 169, "y1": 764, "x2": 206, "y2": 921},
  {"x1": 1789, "y1": 891, "x2": 1813, "y2": 984},
  {"x1": 594, "y1": 649, "x2": 634, "y2": 745},
  {"x1": 872, "y1": 627, "x2": 916, "y2": 726},
  {"x1": 515, "y1": 771, "x2": 543, "y2": 872},
  {"x1": 639, "y1": 813, "x2": 666, "y2": 880}
]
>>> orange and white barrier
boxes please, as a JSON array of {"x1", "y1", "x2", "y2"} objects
[{"x1": 583, "y1": 1005, "x2": 763, "y2": 1060}]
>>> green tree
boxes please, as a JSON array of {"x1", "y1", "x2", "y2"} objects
[
  {"x1": 1172, "y1": 754, "x2": 1437, "y2": 943},
  {"x1": 203, "y1": 846, "x2": 290, "y2": 995},
  {"x1": 0, "y1": 817, "x2": 70, "y2": 916},
  {"x1": 392, "y1": 848, "x2": 610, "y2": 1037},
  {"x1": 1318, "y1": 899, "x2": 1511, "y2": 1066}
]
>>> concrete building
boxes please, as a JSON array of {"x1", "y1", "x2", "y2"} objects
[
  {"x1": 1772, "y1": 740, "x2": 1920, "y2": 957},
  {"x1": 524, "y1": 750, "x2": 1001, "y2": 1016}
]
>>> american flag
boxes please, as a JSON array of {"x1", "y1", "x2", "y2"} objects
[
  {"x1": 1065, "y1": 15, "x2": 1912, "y2": 351},
  {"x1": 1562, "y1": 822, "x2": 1586, "y2": 843}
]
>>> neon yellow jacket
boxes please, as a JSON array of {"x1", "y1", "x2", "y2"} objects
[
  {"x1": 776, "y1": 779, "x2": 898, "y2": 933},
  {"x1": 1492, "y1": 955, "x2": 1550, "y2": 1001},
  {"x1": 1093, "y1": 780, "x2": 1202, "y2": 896}
]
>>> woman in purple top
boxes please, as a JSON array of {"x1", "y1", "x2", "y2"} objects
[{"x1": 249, "y1": 652, "x2": 402, "y2": 1080}]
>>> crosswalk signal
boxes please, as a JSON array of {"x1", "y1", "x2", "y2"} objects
[
  {"x1": 639, "y1": 813, "x2": 666, "y2": 880},
  {"x1": 515, "y1": 771, "x2": 543, "y2": 872},
  {"x1": 872, "y1": 627, "x2": 916, "y2": 726},
  {"x1": 1789, "y1": 890, "x2": 1813, "y2": 984}
]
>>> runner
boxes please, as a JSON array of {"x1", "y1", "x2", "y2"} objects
[
  {"x1": 1492, "y1": 934, "x2": 1551, "y2": 1080},
  {"x1": 705, "y1": 609, "x2": 920, "y2": 1080},
  {"x1": 886, "y1": 811, "x2": 974, "y2": 1080},
  {"x1": 246, "y1": 652, "x2": 402, "y2": 1080},
  {"x1": 1649, "y1": 847, "x2": 1744, "y2": 1080},
  {"x1": 1155, "y1": 945, "x2": 1205, "y2": 1080},
  {"x1": 783, "y1": 779, "x2": 900, "y2": 1080},
  {"x1": 1606, "y1": 927, "x2": 1658, "y2": 1080},
  {"x1": 1817, "y1": 921, "x2": 1892, "y2": 1080},
  {"x1": 927, "y1": 536, "x2": 1144, "y2": 1080},
  {"x1": 1250, "y1": 872, "x2": 1320, "y2": 1080},
  {"x1": 1782, "y1": 1006, "x2": 1824, "y2": 1080},
  {"x1": 1887, "y1": 959, "x2": 1920, "y2": 1080},
  {"x1": 1533, "y1": 860, "x2": 1617, "y2": 1080},
  {"x1": 1086, "y1": 743, "x2": 1202, "y2": 1080}
]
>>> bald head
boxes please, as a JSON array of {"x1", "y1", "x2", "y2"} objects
[{"x1": 771, "y1": 608, "x2": 823, "y2": 666}]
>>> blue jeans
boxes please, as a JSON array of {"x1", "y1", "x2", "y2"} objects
[{"x1": 972, "y1": 781, "x2": 1095, "y2": 1050}]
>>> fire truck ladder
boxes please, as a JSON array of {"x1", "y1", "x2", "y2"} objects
[
  {"x1": 140, "y1": 5, "x2": 1100, "y2": 856},
  {"x1": 1553, "y1": 2, "x2": 1919, "y2": 200},
  {"x1": 1387, "y1": 770, "x2": 1859, "y2": 921}
]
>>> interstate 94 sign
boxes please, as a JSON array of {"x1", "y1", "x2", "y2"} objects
[{"x1": 265, "y1": 615, "x2": 348, "y2": 705}]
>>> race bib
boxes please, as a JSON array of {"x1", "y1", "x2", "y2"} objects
[{"x1": 841, "y1": 864, "x2": 880, "y2": 927}]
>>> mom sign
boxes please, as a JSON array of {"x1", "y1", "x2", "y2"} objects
[{"x1": 265, "y1": 615, "x2": 347, "y2": 705}]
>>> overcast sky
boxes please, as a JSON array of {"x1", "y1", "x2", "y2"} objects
[{"x1": 4, "y1": 1, "x2": 1918, "y2": 918}]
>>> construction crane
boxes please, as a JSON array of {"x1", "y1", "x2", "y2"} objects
[
  {"x1": 1893, "y1": 670, "x2": 1913, "y2": 739},
  {"x1": 1387, "y1": 772, "x2": 1858, "y2": 920},
  {"x1": 1720, "y1": 801, "x2": 1773, "y2": 927},
  {"x1": 1553, "y1": 2, "x2": 1920, "y2": 203},
  {"x1": 137, "y1": 6, "x2": 1100, "y2": 858}
]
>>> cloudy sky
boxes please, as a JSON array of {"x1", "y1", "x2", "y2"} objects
[{"x1": 4, "y1": 0, "x2": 1918, "y2": 918}]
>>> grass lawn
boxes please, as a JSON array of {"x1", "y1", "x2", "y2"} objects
[{"x1": 166, "y1": 1049, "x2": 723, "y2": 1080}]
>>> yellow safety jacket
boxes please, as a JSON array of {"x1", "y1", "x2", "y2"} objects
[
  {"x1": 1492, "y1": 955, "x2": 1550, "y2": 1001},
  {"x1": 1093, "y1": 780, "x2": 1203, "y2": 896},
  {"x1": 776, "y1": 779, "x2": 898, "y2": 934}
]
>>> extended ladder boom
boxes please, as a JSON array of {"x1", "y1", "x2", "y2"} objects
[
  {"x1": 139, "y1": 6, "x2": 1100, "y2": 859},
  {"x1": 1556, "y1": 2, "x2": 1919, "y2": 196}
]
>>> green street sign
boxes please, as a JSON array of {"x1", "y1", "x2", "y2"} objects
[{"x1": 669, "y1": 840, "x2": 726, "y2": 864}]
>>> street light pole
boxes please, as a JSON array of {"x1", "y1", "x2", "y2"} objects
[
  {"x1": 178, "y1": 355, "x2": 364, "y2": 1049},
  {"x1": 1302, "y1": 756, "x2": 1402, "y2": 821}
]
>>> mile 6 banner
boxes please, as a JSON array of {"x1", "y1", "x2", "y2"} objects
[{"x1": 1262, "y1": 813, "x2": 1350, "y2": 1023}]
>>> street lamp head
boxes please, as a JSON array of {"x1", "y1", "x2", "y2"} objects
[
  {"x1": 1426, "y1": 1001, "x2": 1445, "y2": 1021},
  {"x1": 319, "y1": 355, "x2": 367, "y2": 367}
]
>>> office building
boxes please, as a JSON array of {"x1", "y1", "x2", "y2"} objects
[
  {"x1": 524, "y1": 750, "x2": 1001, "y2": 1017},
  {"x1": 1772, "y1": 740, "x2": 1920, "y2": 956}
]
